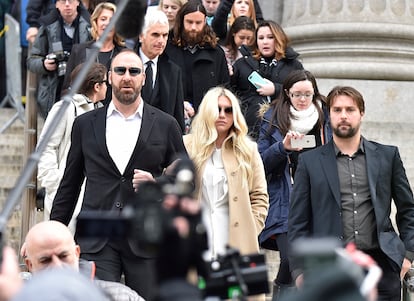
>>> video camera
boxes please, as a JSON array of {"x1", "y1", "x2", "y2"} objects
[
  {"x1": 76, "y1": 158, "x2": 198, "y2": 255},
  {"x1": 200, "y1": 248, "x2": 269, "y2": 300},
  {"x1": 291, "y1": 238, "x2": 382, "y2": 301},
  {"x1": 46, "y1": 42, "x2": 70, "y2": 77},
  {"x1": 404, "y1": 266, "x2": 414, "y2": 292},
  {"x1": 75, "y1": 158, "x2": 269, "y2": 300}
]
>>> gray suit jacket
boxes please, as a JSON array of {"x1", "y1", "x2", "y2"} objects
[{"x1": 288, "y1": 138, "x2": 414, "y2": 277}]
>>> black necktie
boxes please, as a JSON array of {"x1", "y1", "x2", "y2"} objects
[{"x1": 143, "y1": 60, "x2": 153, "y2": 100}]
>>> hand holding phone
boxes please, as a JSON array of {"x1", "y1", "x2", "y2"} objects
[
  {"x1": 248, "y1": 71, "x2": 268, "y2": 89},
  {"x1": 291, "y1": 135, "x2": 316, "y2": 149}
]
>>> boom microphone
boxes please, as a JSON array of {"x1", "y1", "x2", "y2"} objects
[{"x1": 115, "y1": 0, "x2": 148, "y2": 39}]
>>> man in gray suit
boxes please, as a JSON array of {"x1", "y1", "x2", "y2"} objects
[
  {"x1": 51, "y1": 49, "x2": 186, "y2": 300},
  {"x1": 288, "y1": 86, "x2": 414, "y2": 301},
  {"x1": 136, "y1": 9, "x2": 185, "y2": 132}
]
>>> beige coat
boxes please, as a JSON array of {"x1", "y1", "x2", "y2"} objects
[
  {"x1": 37, "y1": 94, "x2": 98, "y2": 233},
  {"x1": 184, "y1": 135, "x2": 269, "y2": 255}
]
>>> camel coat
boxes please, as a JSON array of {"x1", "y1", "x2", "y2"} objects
[{"x1": 184, "y1": 135, "x2": 269, "y2": 255}]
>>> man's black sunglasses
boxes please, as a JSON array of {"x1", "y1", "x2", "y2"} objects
[{"x1": 113, "y1": 66, "x2": 142, "y2": 76}]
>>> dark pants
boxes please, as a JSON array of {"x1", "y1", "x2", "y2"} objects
[
  {"x1": 273, "y1": 232, "x2": 293, "y2": 285},
  {"x1": 81, "y1": 240, "x2": 157, "y2": 301},
  {"x1": 365, "y1": 249, "x2": 401, "y2": 301}
]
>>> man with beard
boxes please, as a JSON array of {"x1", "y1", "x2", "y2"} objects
[
  {"x1": 50, "y1": 49, "x2": 187, "y2": 301},
  {"x1": 136, "y1": 9, "x2": 185, "y2": 132},
  {"x1": 288, "y1": 86, "x2": 414, "y2": 301},
  {"x1": 165, "y1": 0, "x2": 229, "y2": 112}
]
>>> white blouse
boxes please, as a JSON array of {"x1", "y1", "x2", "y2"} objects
[{"x1": 201, "y1": 148, "x2": 229, "y2": 261}]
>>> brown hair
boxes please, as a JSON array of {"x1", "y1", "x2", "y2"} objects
[
  {"x1": 269, "y1": 70, "x2": 326, "y2": 137},
  {"x1": 326, "y1": 86, "x2": 365, "y2": 113},
  {"x1": 225, "y1": 16, "x2": 255, "y2": 59},
  {"x1": 171, "y1": 0, "x2": 218, "y2": 48},
  {"x1": 70, "y1": 63, "x2": 107, "y2": 97},
  {"x1": 252, "y1": 20, "x2": 289, "y2": 61},
  {"x1": 229, "y1": 0, "x2": 257, "y2": 27}
]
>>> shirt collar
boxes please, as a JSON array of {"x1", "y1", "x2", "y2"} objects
[
  {"x1": 334, "y1": 136, "x2": 365, "y2": 157},
  {"x1": 183, "y1": 44, "x2": 203, "y2": 54},
  {"x1": 107, "y1": 99, "x2": 144, "y2": 119},
  {"x1": 139, "y1": 49, "x2": 159, "y2": 66}
]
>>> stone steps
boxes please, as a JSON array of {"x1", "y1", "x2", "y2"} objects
[{"x1": 0, "y1": 107, "x2": 43, "y2": 251}]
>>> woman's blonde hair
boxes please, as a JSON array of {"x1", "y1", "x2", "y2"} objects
[
  {"x1": 229, "y1": 0, "x2": 257, "y2": 27},
  {"x1": 90, "y1": 2, "x2": 124, "y2": 46},
  {"x1": 188, "y1": 87, "x2": 254, "y2": 187}
]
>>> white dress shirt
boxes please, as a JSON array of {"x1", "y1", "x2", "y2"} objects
[
  {"x1": 201, "y1": 148, "x2": 229, "y2": 260},
  {"x1": 106, "y1": 100, "x2": 143, "y2": 174}
]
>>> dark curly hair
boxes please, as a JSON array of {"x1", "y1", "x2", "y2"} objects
[{"x1": 171, "y1": 0, "x2": 218, "y2": 48}]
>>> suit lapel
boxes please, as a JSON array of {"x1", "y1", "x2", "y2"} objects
[
  {"x1": 123, "y1": 103, "x2": 155, "y2": 172},
  {"x1": 92, "y1": 107, "x2": 119, "y2": 172},
  {"x1": 364, "y1": 139, "x2": 379, "y2": 204},
  {"x1": 320, "y1": 141, "x2": 342, "y2": 207}
]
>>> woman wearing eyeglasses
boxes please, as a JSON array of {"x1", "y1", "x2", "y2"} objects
[
  {"x1": 257, "y1": 69, "x2": 332, "y2": 300},
  {"x1": 62, "y1": 2, "x2": 125, "y2": 104},
  {"x1": 38, "y1": 63, "x2": 107, "y2": 234},
  {"x1": 183, "y1": 86, "x2": 269, "y2": 300},
  {"x1": 230, "y1": 20, "x2": 303, "y2": 140}
]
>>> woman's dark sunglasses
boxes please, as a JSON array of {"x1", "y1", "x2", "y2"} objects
[
  {"x1": 113, "y1": 66, "x2": 142, "y2": 76},
  {"x1": 218, "y1": 106, "x2": 233, "y2": 114}
]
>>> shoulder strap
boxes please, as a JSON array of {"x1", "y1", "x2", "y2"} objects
[{"x1": 239, "y1": 45, "x2": 258, "y2": 71}]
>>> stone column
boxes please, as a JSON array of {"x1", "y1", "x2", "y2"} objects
[{"x1": 280, "y1": 0, "x2": 414, "y2": 182}]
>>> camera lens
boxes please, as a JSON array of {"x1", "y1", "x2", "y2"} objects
[{"x1": 57, "y1": 61, "x2": 67, "y2": 77}]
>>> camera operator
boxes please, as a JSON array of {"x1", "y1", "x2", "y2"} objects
[
  {"x1": 284, "y1": 239, "x2": 381, "y2": 301},
  {"x1": 74, "y1": 157, "x2": 207, "y2": 301},
  {"x1": 154, "y1": 193, "x2": 207, "y2": 301},
  {"x1": 26, "y1": 0, "x2": 91, "y2": 119}
]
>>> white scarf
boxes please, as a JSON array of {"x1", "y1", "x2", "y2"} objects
[{"x1": 289, "y1": 102, "x2": 320, "y2": 134}]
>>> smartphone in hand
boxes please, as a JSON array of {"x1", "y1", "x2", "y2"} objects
[
  {"x1": 248, "y1": 71, "x2": 268, "y2": 88},
  {"x1": 291, "y1": 135, "x2": 316, "y2": 148}
]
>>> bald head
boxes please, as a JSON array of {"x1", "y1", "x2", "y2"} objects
[{"x1": 24, "y1": 221, "x2": 80, "y2": 273}]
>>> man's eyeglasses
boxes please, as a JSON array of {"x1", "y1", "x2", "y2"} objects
[
  {"x1": 113, "y1": 67, "x2": 142, "y2": 76},
  {"x1": 100, "y1": 80, "x2": 109, "y2": 86},
  {"x1": 290, "y1": 93, "x2": 314, "y2": 100},
  {"x1": 218, "y1": 106, "x2": 233, "y2": 114}
]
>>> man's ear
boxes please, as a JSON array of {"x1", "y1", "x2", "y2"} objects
[
  {"x1": 93, "y1": 82, "x2": 100, "y2": 93},
  {"x1": 108, "y1": 71, "x2": 112, "y2": 85},
  {"x1": 24, "y1": 258, "x2": 33, "y2": 272},
  {"x1": 75, "y1": 245, "x2": 81, "y2": 258}
]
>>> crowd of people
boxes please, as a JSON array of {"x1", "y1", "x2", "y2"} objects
[{"x1": 0, "y1": 0, "x2": 414, "y2": 301}]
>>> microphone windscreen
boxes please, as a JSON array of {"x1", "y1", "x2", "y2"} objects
[{"x1": 115, "y1": 0, "x2": 148, "y2": 39}]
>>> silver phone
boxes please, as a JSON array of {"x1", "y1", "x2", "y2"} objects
[{"x1": 291, "y1": 135, "x2": 316, "y2": 148}]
